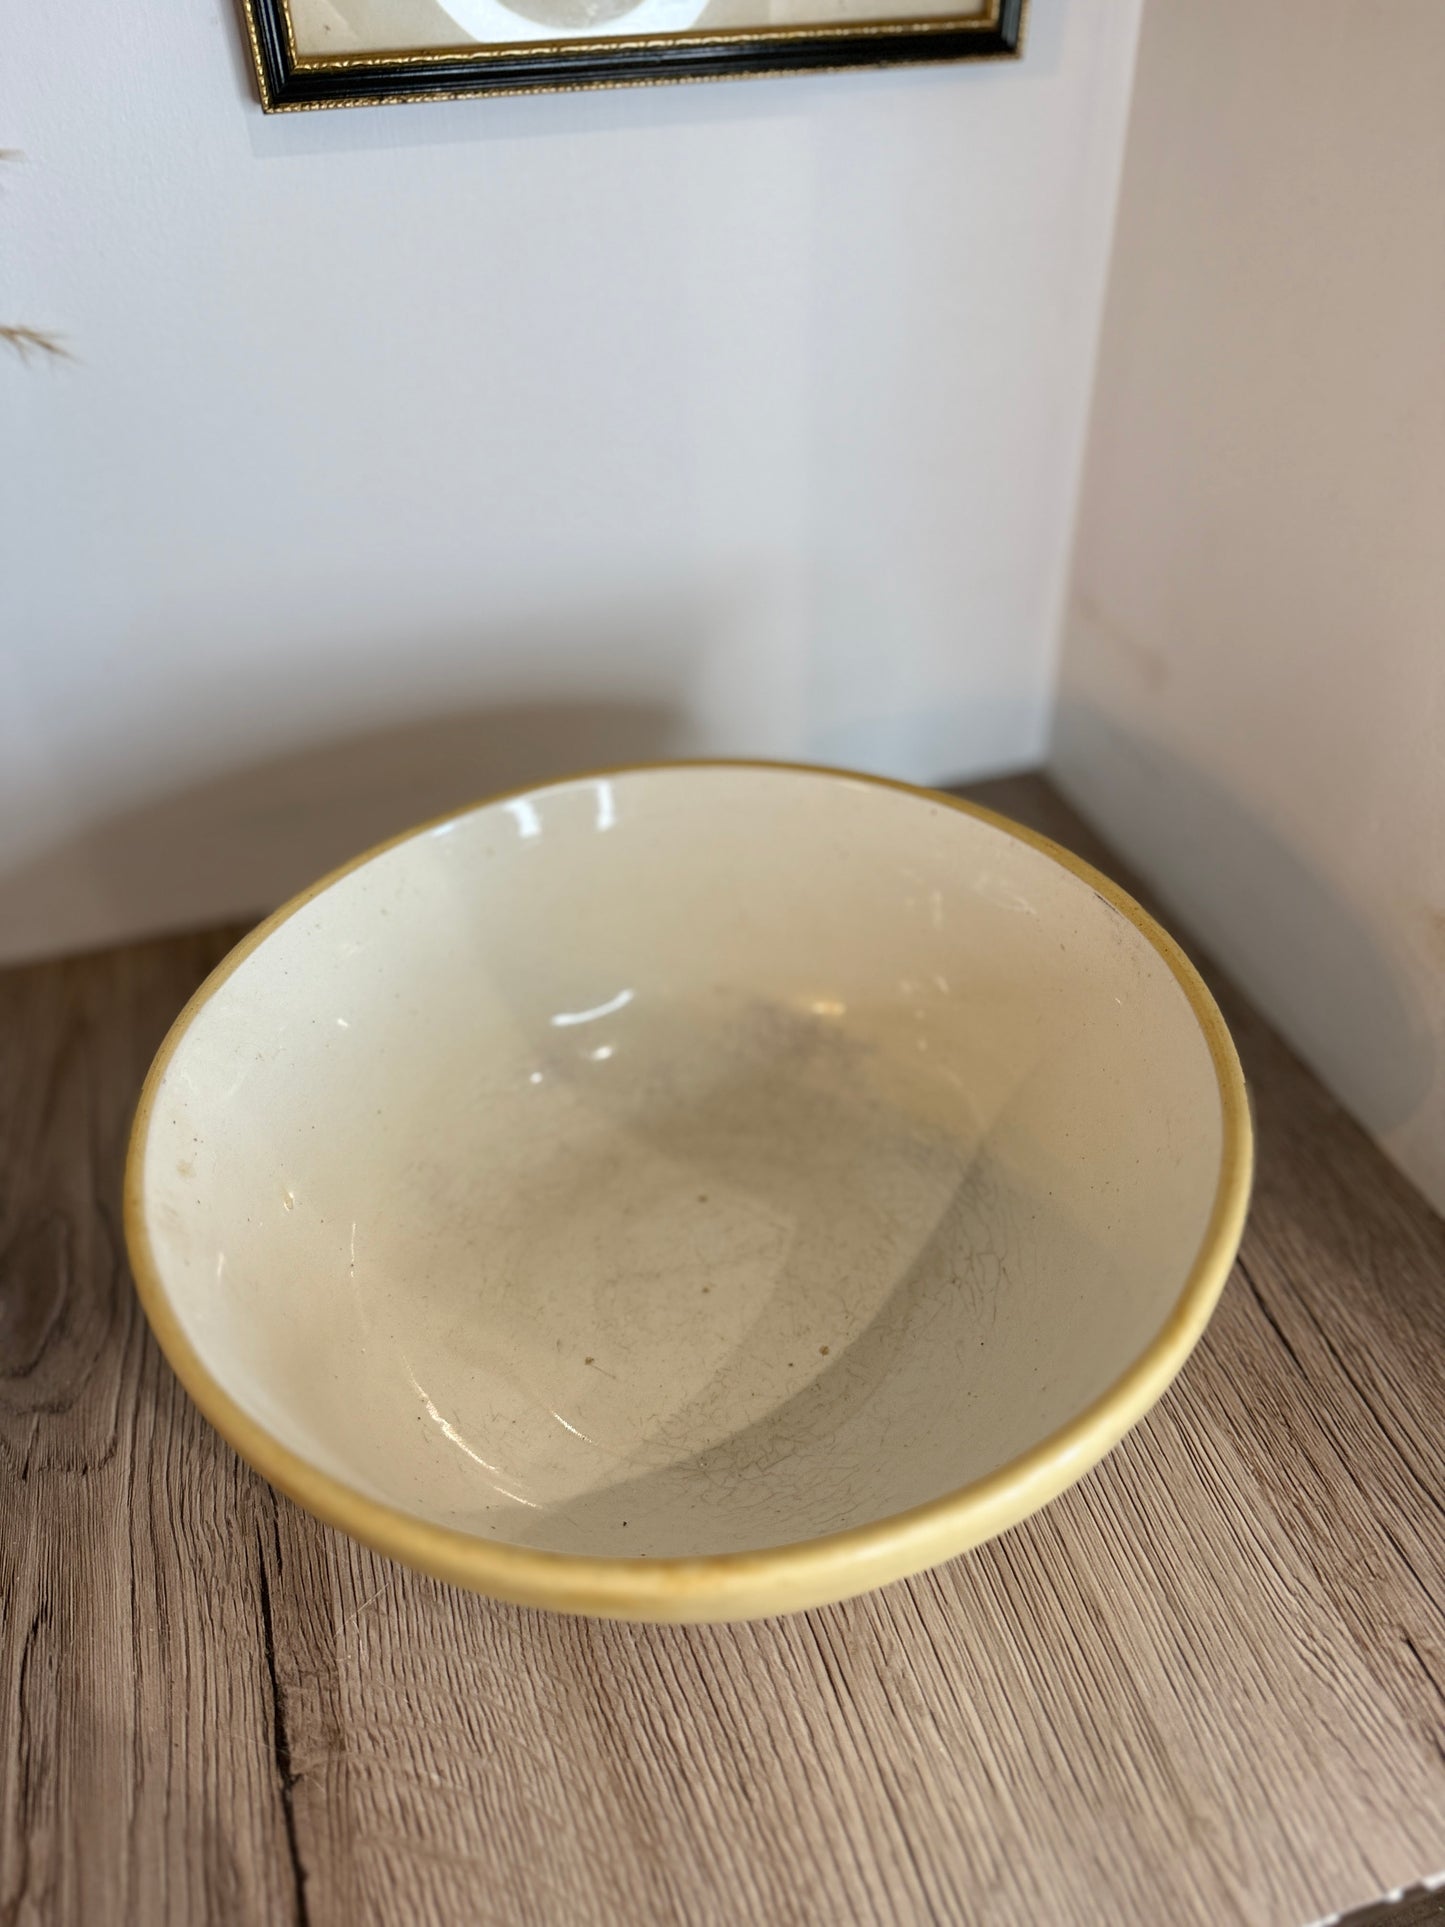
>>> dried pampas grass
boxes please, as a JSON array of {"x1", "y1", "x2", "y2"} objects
[{"x1": 3, "y1": 150, "x2": 67, "y2": 362}]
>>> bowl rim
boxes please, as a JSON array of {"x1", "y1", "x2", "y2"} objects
[{"x1": 123, "y1": 758, "x2": 1253, "y2": 1622}]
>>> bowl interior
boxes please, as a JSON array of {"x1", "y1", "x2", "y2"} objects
[{"x1": 136, "y1": 766, "x2": 1226, "y2": 1560}]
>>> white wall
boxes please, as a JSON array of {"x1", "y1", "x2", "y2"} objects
[
  {"x1": 1053, "y1": 0, "x2": 1445, "y2": 1211},
  {"x1": 1, "y1": 0, "x2": 1141, "y2": 963}
]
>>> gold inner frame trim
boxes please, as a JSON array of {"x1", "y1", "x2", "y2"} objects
[{"x1": 279, "y1": 0, "x2": 1003, "y2": 67}]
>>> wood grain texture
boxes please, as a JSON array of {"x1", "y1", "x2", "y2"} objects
[{"x1": 2, "y1": 776, "x2": 1443, "y2": 1927}]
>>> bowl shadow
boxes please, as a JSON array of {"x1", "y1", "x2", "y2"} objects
[
  {"x1": 1048, "y1": 698, "x2": 1437, "y2": 1140},
  {"x1": 0, "y1": 695, "x2": 688, "y2": 965}
]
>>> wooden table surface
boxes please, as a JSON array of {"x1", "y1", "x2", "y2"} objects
[{"x1": 3, "y1": 773, "x2": 1444, "y2": 1927}]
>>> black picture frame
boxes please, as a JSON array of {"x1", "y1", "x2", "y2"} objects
[{"x1": 242, "y1": 0, "x2": 1024, "y2": 111}]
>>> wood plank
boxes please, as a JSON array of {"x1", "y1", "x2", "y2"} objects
[
  {"x1": 1, "y1": 777, "x2": 1442, "y2": 1926},
  {"x1": 0, "y1": 929, "x2": 300, "y2": 1925}
]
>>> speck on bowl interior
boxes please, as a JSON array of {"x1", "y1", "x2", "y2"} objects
[{"x1": 125, "y1": 762, "x2": 1251, "y2": 1622}]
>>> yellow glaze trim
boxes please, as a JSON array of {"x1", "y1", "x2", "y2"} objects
[{"x1": 124, "y1": 760, "x2": 1253, "y2": 1622}]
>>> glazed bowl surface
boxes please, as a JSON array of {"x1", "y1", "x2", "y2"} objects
[{"x1": 126, "y1": 761, "x2": 1250, "y2": 1620}]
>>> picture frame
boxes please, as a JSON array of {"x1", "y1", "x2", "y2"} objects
[{"x1": 241, "y1": 0, "x2": 1024, "y2": 111}]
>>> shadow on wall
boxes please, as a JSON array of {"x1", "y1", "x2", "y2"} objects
[
  {"x1": 0, "y1": 697, "x2": 687, "y2": 965},
  {"x1": 1051, "y1": 700, "x2": 1437, "y2": 1140}
]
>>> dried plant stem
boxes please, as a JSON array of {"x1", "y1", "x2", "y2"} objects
[
  {"x1": 1, "y1": 324, "x2": 69, "y2": 360},
  {"x1": 3, "y1": 149, "x2": 69, "y2": 361}
]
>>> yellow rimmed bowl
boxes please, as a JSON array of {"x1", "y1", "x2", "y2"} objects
[{"x1": 125, "y1": 760, "x2": 1251, "y2": 1622}]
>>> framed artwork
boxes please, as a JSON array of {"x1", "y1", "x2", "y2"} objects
[{"x1": 242, "y1": 0, "x2": 1024, "y2": 109}]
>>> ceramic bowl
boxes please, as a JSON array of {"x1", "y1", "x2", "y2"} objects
[{"x1": 125, "y1": 761, "x2": 1251, "y2": 1621}]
